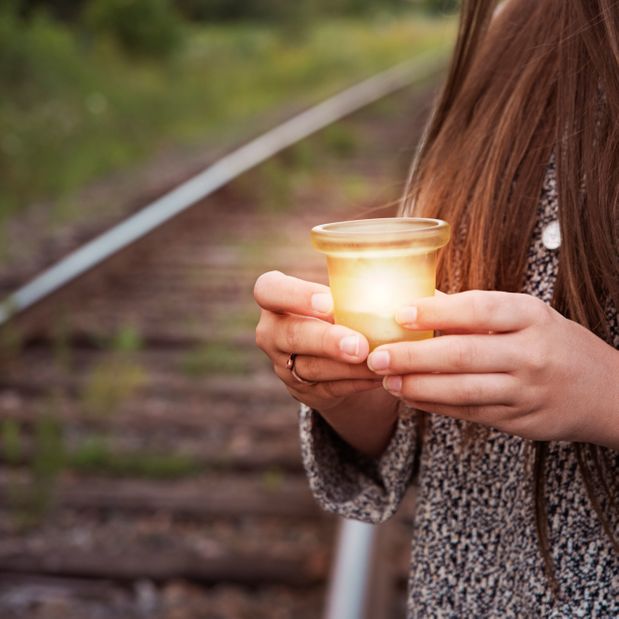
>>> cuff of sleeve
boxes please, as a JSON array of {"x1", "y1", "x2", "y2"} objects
[{"x1": 298, "y1": 402, "x2": 418, "y2": 524}]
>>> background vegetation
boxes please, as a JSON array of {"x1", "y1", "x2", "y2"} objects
[{"x1": 0, "y1": 0, "x2": 456, "y2": 226}]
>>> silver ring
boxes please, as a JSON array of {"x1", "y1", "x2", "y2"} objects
[{"x1": 286, "y1": 353, "x2": 317, "y2": 386}]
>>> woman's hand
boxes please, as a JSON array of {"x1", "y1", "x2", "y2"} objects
[
  {"x1": 366, "y1": 290, "x2": 619, "y2": 449},
  {"x1": 254, "y1": 271, "x2": 399, "y2": 457},
  {"x1": 254, "y1": 270, "x2": 379, "y2": 407}
]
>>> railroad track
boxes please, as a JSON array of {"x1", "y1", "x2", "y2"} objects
[{"x1": 0, "y1": 65, "x2": 438, "y2": 619}]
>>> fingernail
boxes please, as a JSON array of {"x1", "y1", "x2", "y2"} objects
[
  {"x1": 339, "y1": 335, "x2": 360, "y2": 357},
  {"x1": 383, "y1": 375, "x2": 402, "y2": 393},
  {"x1": 368, "y1": 350, "x2": 390, "y2": 371},
  {"x1": 396, "y1": 306, "x2": 417, "y2": 324},
  {"x1": 311, "y1": 293, "x2": 333, "y2": 314}
]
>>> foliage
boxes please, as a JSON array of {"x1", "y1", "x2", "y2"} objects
[
  {"x1": 6, "y1": 415, "x2": 66, "y2": 529},
  {"x1": 18, "y1": 0, "x2": 445, "y2": 23},
  {"x1": 80, "y1": 326, "x2": 147, "y2": 416},
  {"x1": 69, "y1": 437, "x2": 202, "y2": 478},
  {"x1": 1, "y1": 419, "x2": 22, "y2": 464},
  {"x1": 177, "y1": 0, "x2": 459, "y2": 20},
  {"x1": 16, "y1": 0, "x2": 88, "y2": 22},
  {"x1": 414, "y1": 0, "x2": 459, "y2": 14},
  {"x1": 0, "y1": 13, "x2": 454, "y2": 227},
  {"x1": 181, "y1": 342, "x2": 249, "y2": 377},
  {"x1": 82, "y1": 0, "x2": 184, "y2": 58}
]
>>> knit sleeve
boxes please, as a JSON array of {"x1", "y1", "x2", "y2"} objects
[{"x1": 298, "y1": 402, "x2": 419, "y2": 523}]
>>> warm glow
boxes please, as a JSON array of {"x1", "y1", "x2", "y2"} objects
[
  {"x1": 327, "y1": 251, "x2": 435, "y2": 349},
  {"x1": 311, "y1": 218, "x2": 450, "y2": 350}
]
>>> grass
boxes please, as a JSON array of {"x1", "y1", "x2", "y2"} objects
[
  {"x1": 80, "y1": 325, "x2": 147, "y2": 416},
  {"x1": 3, "y1": 415, "x2": 65, "y2": 529},
  {"x1": 69, "y1": 436, "x2": 202, "y2": 479},
  {"x1": 1, "y1": 418, "x2": 202, "y2": 529},
  {"x1": 181, "y1": 342, "x2": 250, "y2": 377},
  {"x1": 1, "y1": 417, "x2": 202, "y2": 482},
  {"x1": 0, "y1": 12, "x2": 455, "y2": 228},
  {"x1": 232, "y1": 121, "x2": 369, "y2": 214}
]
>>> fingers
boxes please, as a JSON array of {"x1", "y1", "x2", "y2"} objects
[
  {"x1": 368, "y1": 334, "x2": 519, "y2": 375},
  {"x1": 268, "y1": 313, "x2": 370, "y2": 363},
  {"x1": 254, "y1": 271, "x2": 333, "y2": 320},
  {"x1": 403, "y1": 401, "x2": 515, "y2": 424},
  {"x1": 290, "y1": 376, "x2": 382, "y2": 401},
  {"x1": 395, "y1": 290, "x2": 549, "y2": 334},
  {"x1": 274, "y1": 362, "x2": 381, "y2": 399},
  {"x1": 383, "y1": 372, "x2": 518, "y2": 407},
  {"x1": 276, "y1": 352, "x2": 380, "y2": 382}
]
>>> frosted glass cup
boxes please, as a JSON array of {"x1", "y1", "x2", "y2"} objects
[{"x1": 311, "y1": 217, "x2": 450, "y2": 350}]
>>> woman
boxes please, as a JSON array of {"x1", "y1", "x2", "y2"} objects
[{"x1": 254, "y1": 0, "x2": 618, "y2": 615}]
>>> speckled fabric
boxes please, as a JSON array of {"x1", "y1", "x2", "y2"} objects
[{"x1": 298, "y1": 159, "x2": 619, "y2": 617}]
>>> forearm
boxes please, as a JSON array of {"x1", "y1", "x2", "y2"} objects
[
  {"x1": 584, "y1": 343, "x2": 619, "y2": 450},
  {"x1": 315, "y1": 388, "x2": 400, "y2": 459}
]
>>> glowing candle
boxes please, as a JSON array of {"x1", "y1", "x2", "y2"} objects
[{"x1": 311, "y1": 218, "x2": 450, "y2": 350}]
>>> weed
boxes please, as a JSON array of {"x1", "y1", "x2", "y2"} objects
[
  {"x1": 50, "y1": 312, "x2": 72, "y2": 371},
  {"x1": 261, "y1": 467, "x2": 285, "y2": 491},
  {"x1": 69, "y1": 436, "x2": 202, "y2": 479},
  {"x1": 212, "y1": 306, "x2": 260, "y2": 336},
  {"x1": 81, "y1": 359, "x2": 147, "y2": 417},
  {"x1": 0, "y1": 322, "x2": 22, "y2": 362},
  {"x1": 110, "y1": 325, "x2": 143, "y2": 352},
  {"x1": 321, "y1": 124, "x2": 361, "y2": 157},
  {"x1": 340, "y1": 173, "x2": 375, "y2": 203},
  {"x1": 80, "y1": 325, "x2": 147, "y2": 416},
  {"x1": 181, "y1": 342, "x2": 250, "y2": 377},
  {"x1": 1, "y1": 419, "x2": 22, "y2": 465},
  {"x1": 283, "y1": 141, "x2": 319, "y2": 169},
  {"x1": 8, "y1": 414, "x2": 66, "y2": 530}
]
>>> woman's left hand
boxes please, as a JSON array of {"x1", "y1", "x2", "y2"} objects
[{"x1": 366, "y1": 290, "x2": 619, "y2": 449}]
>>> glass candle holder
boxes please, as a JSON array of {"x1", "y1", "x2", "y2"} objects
[{"x1": 311, "y1": 217, "x2": 450, "y2": 350}]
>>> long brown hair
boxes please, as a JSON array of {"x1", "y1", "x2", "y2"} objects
[{"x1": 400, "y1": 0, "x2": 618, "y2": 590}]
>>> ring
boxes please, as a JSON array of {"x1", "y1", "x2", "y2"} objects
[{"x1": 286, "y1": 353, "x2": 317, "y2": 386}]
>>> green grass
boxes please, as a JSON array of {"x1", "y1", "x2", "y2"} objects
[
  {"x1": 1, "y1": 419, "x2": 23, "y2": 465},
  {"x1": 181, "y1": 342, "x2": 251, "y2": 377},
  {"x1": 0, "y1": 418, "x2": 203, "y2": 481},
  {"x1": 0, "y1": 12, "x2": 454, "y2": 227},
  {"x1": 69, "y1": 436, "x2": 202, "y2": 479}
]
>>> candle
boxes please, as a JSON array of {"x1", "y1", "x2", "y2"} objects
[{"x1": 311, "y1": 218, "x2": 450, "y2": 350}]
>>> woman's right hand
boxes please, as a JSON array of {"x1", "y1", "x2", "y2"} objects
[
  {"x1": 253, "y1": 270, "x2": 381, "y2": 410},
  {"x1": 254, "y1": 271, "x2": 399, "y2": 457}
]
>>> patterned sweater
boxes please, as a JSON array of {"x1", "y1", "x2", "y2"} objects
[{"x1": 299, "y1": 160, "x2": 619, "y2": 617}]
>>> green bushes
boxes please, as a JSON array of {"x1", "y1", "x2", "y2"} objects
[
  {"x1": 0, "y1": 8, "x2": 83, "y2": 92},
  {"x1": 19, "y1": 0, "x2": 452, "y2": 26},
  {"x1": 0, "y1": 8, "x2": 94, "y2": 218},
  {"x1": 8, "y1": 0, "x2": 458, "y2": 61},
  {"x1": 83, "y1": 0, "x2": 184, "y2": 58},
  {"x1": 414, "y1": 0, "x2": 459, "y2": 14},
  {"x1": 0, "y1": 9, "x2": 454, "y2": 227}
]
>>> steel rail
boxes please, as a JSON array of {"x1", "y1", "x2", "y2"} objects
[
  {"x1": 324, "y1": 520, "x2": 379, "y2": 619},
  {"x1": 0, "y1": 50, "x2": 446, "y2": 325}
]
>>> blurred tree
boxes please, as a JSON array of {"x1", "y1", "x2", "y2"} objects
[
  {"x1": 12, "y1": 0, "x2": 457, "y2": 26},
  {"x1": 176, "y1": 0, "x2": 313, "y2": 22},
  {"x1": 0, "y1": 4, "x2": 81, "y2": 91},
  {"x1": 17, "y1": 0, "x2": 88, "y2": 21},
  {"x1": 414, "y1": 0, "x2": 459, "y2": 14},
  {"x1": 340, "y1": 0, "x2": 409, "y2": 14},
  {"x1": 177, "y1": 0, "x2": 412, "y2": 22},
  {"x1": 82, "y1": 0, "x2": 184, "y2": 58}
]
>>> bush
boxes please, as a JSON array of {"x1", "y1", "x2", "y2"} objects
[
  {"x1": 18, "y1": 0, "x2": 89, "y2": 22},
  {"x1": 415, "y1": 0, "x2": 459, "y2": 15},
  {"x1": 83, "y1": 0, "x2": 184, "y2": 58},
  {"x1": 0, "y1": 9, "x2": 83, "y2": 92},
  {"x1": 176, "y1": 0, "x2": 410, "y2": 22}
]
